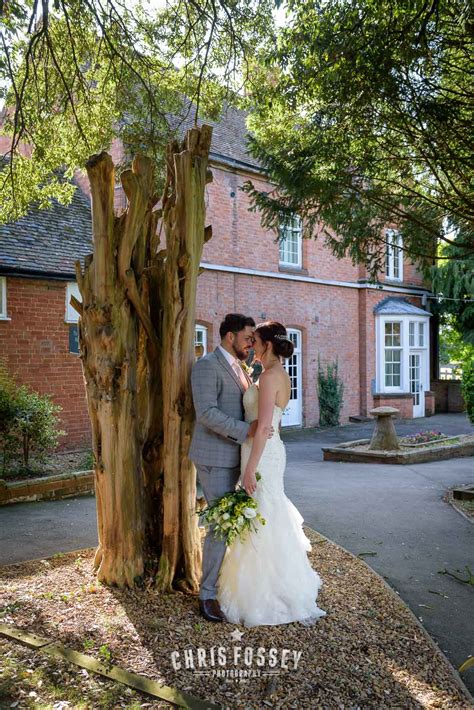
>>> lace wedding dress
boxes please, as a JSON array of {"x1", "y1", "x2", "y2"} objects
[{"x1": 218, "y1": 384, "x2": 327, "y2": 627}]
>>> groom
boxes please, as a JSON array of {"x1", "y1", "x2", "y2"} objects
[{"x1": 189, "y1": 313, "x2": 259, "y2": 623}]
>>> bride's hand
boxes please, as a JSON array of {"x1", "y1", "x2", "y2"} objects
[{"x1": 242, "y1": 468, "x2": 257, "y2": 496}]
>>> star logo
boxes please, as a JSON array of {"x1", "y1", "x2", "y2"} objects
[{"x1": 229, "y1": 629, "x2": 245, "y2": 642}]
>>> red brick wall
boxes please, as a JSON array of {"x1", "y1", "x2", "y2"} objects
[
  {"x1": 203, "y1": 165, "x2": 425, "y2": 287},
  {"x1": 372, "y1": 395, "x2": 414, "y2": 418},
  {"x1": 195, "y1": 269, "x2": 362, "y2": 426},
  {"x1": 431, "y1": 380, "x2": 465, "y2": 413},
  {"x1": 195, "y1": 271, "x2": 427, "y2": 427},
  {"x1": 425, "y1": 391, "x2": 435, "y2": 417},
  {"x1": 203, "y1": 166, "x2": 361, "y2": 282},
  {"x1": 0, "y1": 161, "x2": 431, "y2": 445},
  {"x1": 0, "y1": 277, "x2": 91, "y2": 449}
]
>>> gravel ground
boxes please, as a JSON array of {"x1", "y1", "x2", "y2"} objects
[{"x1": 0, "y1": 530, "x2": 472, "y2": 710}]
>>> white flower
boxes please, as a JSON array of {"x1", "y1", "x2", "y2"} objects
[
  {"x1": 221, "y1": 513, "x2": 230, "y2": 520},
  {"x1": 243, "y1": 507, "x2": 257, "y2": 519},
  {"x1": 222, "y1": 521, "x2": 232, "y2": 529},
  {"x1": 236, "y1": 516, "x2": 244, "y2": 526}
]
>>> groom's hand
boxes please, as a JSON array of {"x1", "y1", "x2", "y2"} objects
[{"x1": 248, "y1": 420, "x2": 274, "y2": 438}]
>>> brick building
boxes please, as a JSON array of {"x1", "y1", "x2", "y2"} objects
[{"x1": 0, "y1": 107, "x2": 437, "y2": 448}]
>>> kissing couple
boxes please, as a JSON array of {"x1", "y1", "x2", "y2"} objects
[{"x1": 189, "y1": 313, "x2": 326, "y2": 628}]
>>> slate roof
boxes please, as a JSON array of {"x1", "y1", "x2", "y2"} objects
[
  {"x1": 169, "y1": 103, "x2": 261, "y2": 170},
  {"x1": 0, "y1": 184, "x2": 92, "y2": 278},
  {"x1": 373, "y1": 297, "x2": 432, "y2": 317}
]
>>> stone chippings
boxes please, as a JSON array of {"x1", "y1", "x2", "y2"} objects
[{"x1": 0, "y1": 530, "x2": 472, "y2": 709}]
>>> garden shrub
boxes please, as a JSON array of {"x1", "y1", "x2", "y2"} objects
[
  {"x1": 317, "y1": 357, "x2": 344, "y2": 427},
  {"x1": 461, "y1": 357, "x2": 474, "y2": 424},
  {"x1": 0, "y1": 361, "x2": 65, "y2": 474}
]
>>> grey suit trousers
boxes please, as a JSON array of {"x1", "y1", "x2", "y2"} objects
[{"x1": 197, "y1": 463, "x2": 241, "y2": 601}]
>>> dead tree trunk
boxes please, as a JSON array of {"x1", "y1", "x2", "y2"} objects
[
  {"x1": 155, "y1": 126, "x2": 213, "y2": 592},
  {"x1": 73, "y1": 126, "x2": 213, "y2": 590}
]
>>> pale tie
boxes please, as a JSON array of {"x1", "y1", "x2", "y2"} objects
[{"x1": 232, "y1": 361, "x2": 249, "y2": 390}]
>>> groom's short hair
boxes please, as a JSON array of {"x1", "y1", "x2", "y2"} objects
[{"x1": 219, "y1": 313, "x2": 255, "y2": 339}]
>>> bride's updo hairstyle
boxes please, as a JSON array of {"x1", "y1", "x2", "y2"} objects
[{"x1": 255, "y1": 321, "x2": 294, "y2": 359}]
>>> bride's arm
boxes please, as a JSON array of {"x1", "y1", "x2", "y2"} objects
[{"x1": 242, "y1": 372, "x2": 276, "y2": 495}]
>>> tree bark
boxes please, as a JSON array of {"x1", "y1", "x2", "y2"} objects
[
  {"x1": 155, "y1": 126, "x2": 213, "y2": 592},
  {"x1": 74, "y1": 126, "x2": 213, "y2": 590}
]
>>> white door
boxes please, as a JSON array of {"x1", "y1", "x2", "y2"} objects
[
  {"x1": 409, "y1": 352, "x2": 425, "y2": 417},
  {"x1": 282, "y1": 329, "x2": 302, "y2": 427}
]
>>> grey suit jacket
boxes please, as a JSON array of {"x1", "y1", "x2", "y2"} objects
[{"x1": 189, "y1": 347, "x2": 251, "y2": 467}]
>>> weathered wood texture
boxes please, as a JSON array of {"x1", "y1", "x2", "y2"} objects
[{"x1": 74, "y1": 126, "x2": 213, "y2": 589}]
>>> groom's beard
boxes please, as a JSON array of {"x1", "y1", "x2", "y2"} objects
[{"x1": 232, "y1": 346, "x2": 249, "y2": 361}]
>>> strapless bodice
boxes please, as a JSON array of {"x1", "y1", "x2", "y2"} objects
[
  {"x1": 243, "y1": 383, "x2": 283, "y2": 428},
  {"x1": 241, "y1": 383, "x2": 285, "y2": 490}
]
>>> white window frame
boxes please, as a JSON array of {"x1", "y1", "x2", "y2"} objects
[
  {"x1": 417, "y1": 321, "x2": 425, "y2": 347},
  {"x1": 65, "y1": 282, "x2": 82, "y2": 324},
  {"x1": 385, "y1": 229, "x2": 403, "y2": 282},
  {"x1": 376, "y1": 314, "x2": 430, "y2": 395},
  {"x1": 279, "y1": 215, "x2": 302, "y2": 268},
  {"x1": 382, "y1": 320, "x2": 403, "y2": 391},
  {"x1": 195, "y1": 324, "x2": 208, "y2": 357},
  {"x1": 0, "y1": 277, "x2": 8, "y2": 320},
  {"x1": 282, "y1": 328, "x2": 303, "y2": 426}
]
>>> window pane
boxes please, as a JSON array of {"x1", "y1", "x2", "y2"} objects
[
  {"x1": 385, "y1": 322, "x2": 401, "y2": 347},
  {"x1": 279, "y1": 215, "x2": 301, "y2": 266},
  {"x1": 409, "y1": 322, "x2": 415, "y2": 347},
  {"x1": 385, "y1": 244, "x2": 391, "y2": 276},
  {"x1": 393, "y1": 256, "x2": 399, "y2": 278},
  {"x1": 392, "y1": 323, "x2": 401, "y2": 346},
  {"x1": 385, "y1": 230, "x2": 402, "y2": 280},
  {"x1": 418, "y1": 322, "x2": 424, "y2": 347},
  {"x1": 66, "y1": 282, "x2": 82, "y2": 323},
  {"x1": 393, "y1": 239, "x2": 400, "y2": 278},
  {"x1": 385, "y1": 348, "x2": 401, "y2": 387},
  {"x1": 194, "y1": 326, "x2": 207, "y2": 357}
]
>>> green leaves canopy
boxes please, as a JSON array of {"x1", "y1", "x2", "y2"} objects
[
  {"x1": 0, "y1": 0, "x2": 274, "y2": 222},
  {"x1": 244, "y1": 0, "x2": 473, "y2": 277}
]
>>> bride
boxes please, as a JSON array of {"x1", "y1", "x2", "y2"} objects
[{"x1": 217, "y1": 321, "x2": 327, "y2": 627}]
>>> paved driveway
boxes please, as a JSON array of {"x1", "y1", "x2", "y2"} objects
[
  {"x1": 283, "y1": 413, "x2": 474, "y2": 695},
  {"x1": 1, "y1": 413, "x2": 473, "y2": 694}
]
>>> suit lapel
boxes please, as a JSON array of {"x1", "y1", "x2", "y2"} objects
[{"x1": 214, "y1": 347, "x2": 245, "y2": 393}]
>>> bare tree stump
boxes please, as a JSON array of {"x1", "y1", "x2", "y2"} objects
[{"x1": 73, "y1": 126, "x2": 213, "y2": 590}]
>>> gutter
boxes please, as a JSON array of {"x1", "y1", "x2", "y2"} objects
[
  {"x1": 200, "y1": 262, "x2": 432, "y2": 297},
  {"x1": 0, "y1": 266, "x2": 75, "y2": 281},
  {"x1": 209, "y1": 151, "x2": 264, "y2": 176}
]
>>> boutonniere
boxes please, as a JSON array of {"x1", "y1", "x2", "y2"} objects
[{"x1": 240, "y1": 361, "x2": 254, "y2": 378}]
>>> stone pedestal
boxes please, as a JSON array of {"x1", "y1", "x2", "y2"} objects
[{"x1": 369, "y1": 406, "x2": 400, "y2": 450}]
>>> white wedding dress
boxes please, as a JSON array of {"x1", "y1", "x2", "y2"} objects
[{"x1": 218, "y1": 384, "x2": 327, "y2": 627}]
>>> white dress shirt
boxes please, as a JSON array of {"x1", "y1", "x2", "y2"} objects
[{"x1": 218, "y1": 345, "x2": 249, "y2": 389}]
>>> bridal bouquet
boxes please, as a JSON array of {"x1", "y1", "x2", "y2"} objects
[{"x1": 198, "y1": 474, "x2": 266, "y2": 545}]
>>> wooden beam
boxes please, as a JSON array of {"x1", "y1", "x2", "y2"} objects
[{"x1": 0, "y1": 623, "x2": 220, "y2": 710}]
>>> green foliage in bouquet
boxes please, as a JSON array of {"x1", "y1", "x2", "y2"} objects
[{"x1": 199, "y1": 473, "x2": 266, "y2": 545}]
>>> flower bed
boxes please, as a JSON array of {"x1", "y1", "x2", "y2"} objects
[{"x1": 401, "y1": 430, "x2": 448, "y2": 445}]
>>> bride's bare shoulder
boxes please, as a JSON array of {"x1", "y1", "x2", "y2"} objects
[{"x1": 259, "y1": 367, "x2": 288, "y2": 390}]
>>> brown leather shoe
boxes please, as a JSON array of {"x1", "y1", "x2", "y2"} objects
[{"x1": 199, "y1": 599, "x2": 226, "y2": 623}]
